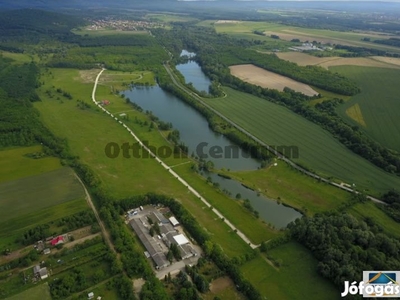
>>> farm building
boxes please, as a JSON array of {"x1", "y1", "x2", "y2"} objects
[
  {"x1": 173, "y1": 234, "x2": 189, "y2": 245},
  {"x1": 130, "y1": 218, "x2": 169, "y2": 269},
  {"x1": 169, "y1": 216, "x2": 179, "y2": 227},
  {"x1": 33, "y1": 265, "x2": 48, "y2": 280},
  {"x1": 50, "y1": 236, "x2": 64, "y2": 246},
  {"x1": 101, "y1": 100, "x2": 110, "y2": 106},
  {"x1": 149, "y1": 211, "x2": 169, "y2": 225}
]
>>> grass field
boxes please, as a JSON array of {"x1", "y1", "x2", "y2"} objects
[
  {"x1": 334, "y1": 66, "x2": 400, "y2": 152},
  {"x1": 4, "y1": 283, "x2": 51, "y2": 300},
  {"x1": 200, "y1": 20, "x2": 400, "y2": 54},
  {"x1": 0, "y1": 145, "x2": 61, "y2": 184},
  {"x1": 222, "y1": 160, "x2": 350, "y2": 215},
  {"x1": 240, "y1": 242, "x2": 339, "y2": 300},
  {"x1": 229, "y1": 64, "x2": 318, "y2": 96},
  {"x1": 204, "y1": 87, "x2": 400, "y2": 195},
  {"x1": 0, "y1": 167, "x2": 85, "y2": 223},
  {"x1": 345, "y1": 103, "x2": 366, "y2": 127},
  {"x1": 348, "y1": 201, "x2": 400, "y2": 238},
  {"x1": 0, "y1": 51, "x2": 37, "y2": 64},
  {"x1": 34, "y1": 68, "x2": 270, "y2": 255}
]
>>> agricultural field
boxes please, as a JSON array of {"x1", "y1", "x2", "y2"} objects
[
  {"x1": 348, "y1": 201, "x2": 400, "y2": 238},
  {"x1": 276, "y1": 51, "x2": 400, "y2": 69},
  {"x1": 229, "y1": 64, "x2": 318, "y2": 96},
  {"x1": 0, "y1": 145, "x2": 61, "y2": 184},
  {"x1": 222, "y1": 160, "x2": 350, "y2": 215},
  {"x1": 333, "y1": 66, "x2": 400, "y2": 152},
  {"x1": 0, "y1": 198, "x2": 88, "y2": 251},
  {"x1": 34, "y1": 68, "x2": 270, "y2": 256},
  {"x1": 0, "y1": 167, "x2": 85, "y2": 223},
  {"x1": 4, "y1": 283, "x2": 51, "y2": 300},
  {"x1": 240, "y1": 243, "x2": 339, "y2": 300},
  {"x1": 201, "y1": 20, "x2": 400, "y2": 54},
  {"x1": 205, "y1": 87, "x2": 400, "y2": 195}
]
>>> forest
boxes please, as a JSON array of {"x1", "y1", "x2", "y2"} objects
[
  {"x1": 288, "y1": 212, "x2": 400, "y2": 288},
  {"x1": 0, "y1": 56, "x2": 67, "y2": 157}
]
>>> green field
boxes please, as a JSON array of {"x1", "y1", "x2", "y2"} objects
[
  {"x1": 34, "y1": 68, "x2": 271, "y2": 255},
  {"x1": 205, "y1": 87, "x2": 400, "y2": 195},
  {"x1": 223, "y1": 160, "x2": 350, "y2": 215},
  {"x1": 0, "y1": 198, "x2": 88, "y2": 250},
  {"x1": 198, "y1": 20, "x2": 400, "y2": 54},
  {"x1": 0, "y1": 167, "x2": 85, "y2": 222},
  {"x1": 241, "y1": 242, "x2": 339, "y2": 300},
  {"x1": 0, "y1": 145, "x2": 61, "y2": 184},
  {"x1": 333, "y1": 66, "x2": 400, "y2": 153},
  {"x1": 0, "y1": 51, "x2": 36, "y2": 64},
  {"x1": 348, "y1": 201, "x2": 400, "y2": 238},
  {"x1": 4, "y1": 283, "x2": 51, "y2": 300}
]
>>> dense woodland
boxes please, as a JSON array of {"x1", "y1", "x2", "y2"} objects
[
  {"x1": 0, "y1": 56, "x2": 67, "y2": 156},
  {"x1": 289, "y1": 212, "x2": 400, "y2": 287}
]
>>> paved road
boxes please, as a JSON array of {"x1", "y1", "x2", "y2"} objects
[
  {"x1": 92, "y1": 69, "x2": 259, "y2": 249},
  {"x1": 163, "y1": 63, "x2": 386, "y2": 205}
]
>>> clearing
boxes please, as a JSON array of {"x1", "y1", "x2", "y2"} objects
[{"x1": 229, "y1": 64, "x2": 318, "y2": 96}]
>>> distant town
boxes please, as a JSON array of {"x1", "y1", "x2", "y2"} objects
[{"x1": 83, "y1": 18, "x2": 165, "y2": 32}]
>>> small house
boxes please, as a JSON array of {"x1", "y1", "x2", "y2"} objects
[
  {"x1": 43, "y1": 248, "x2": 51, "y2": 255},
  {"x1": 51, "y1": 236, "x2": 64, "y2": 246},
  {"x1": 88, "y1": 292, "x2": 94, "y2": 299}
]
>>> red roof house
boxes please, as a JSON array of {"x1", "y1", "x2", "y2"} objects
[{"x1": 51, "y1": 236, "x2": 64, "y2": 246}]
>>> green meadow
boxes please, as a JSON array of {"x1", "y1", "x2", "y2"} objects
[
  {"x1": 222, "y1": 160, "x2": 350, "y2": 215},
  {"x1": 241, "y1": 242, "x2": 339, "y2": 300},
  {"x1": 333, "y1": 66, "x2": 400, "y2": 153},
  {"x1": 0, "y1": 145, "x2": 61, "y2": 184},
  {"x1": 204, "y1": 87, "x2": 400, "y2": 195}
]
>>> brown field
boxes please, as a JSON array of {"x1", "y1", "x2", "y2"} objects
[
  {"x1": 229, "y1": 64, "x2": 318, "y2": 96},
  {"x1": 371, "y1": 56, "x2": 400, "y2": 67},
  {"x1": 276, "y1": 52, "x2": 400, "y2": 69}
]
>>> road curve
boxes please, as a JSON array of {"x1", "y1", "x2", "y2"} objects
[
  {"x1": 92, "y1": 69, "x2": 259, "y2": 249},
  {"x1": 163, "y1": 63, "x2": 386, "y2": 205}
]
